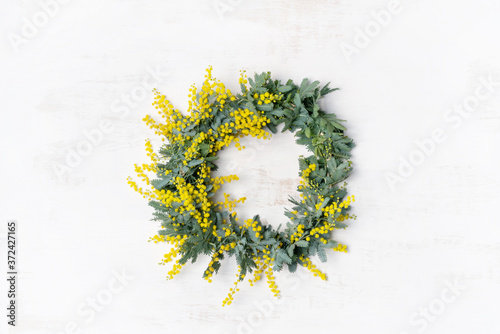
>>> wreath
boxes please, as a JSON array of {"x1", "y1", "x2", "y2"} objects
[{"x1": 128, "y1": 67, "x2": 355, "y2": 306}]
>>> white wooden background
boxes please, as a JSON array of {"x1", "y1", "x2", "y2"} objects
[{"x1": 1, "y1": 1, "x2": 500, "y2": 333}]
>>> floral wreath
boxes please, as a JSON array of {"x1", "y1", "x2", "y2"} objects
[{"x1": 128, "y1": 67, "x2": 355, "y2": 306}]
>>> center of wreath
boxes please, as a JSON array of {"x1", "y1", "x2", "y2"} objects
[{"x1": 210, "y1": 126, "x2": 310, "y2": 229}]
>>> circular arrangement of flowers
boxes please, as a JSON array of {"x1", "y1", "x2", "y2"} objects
[{"x1": 128, "y1": 67, "x2": 355, "y2": 306}]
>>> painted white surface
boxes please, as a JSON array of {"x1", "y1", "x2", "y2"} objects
[{"x1": 1, "y1": 0, "x2": 500, "y2": 333}]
